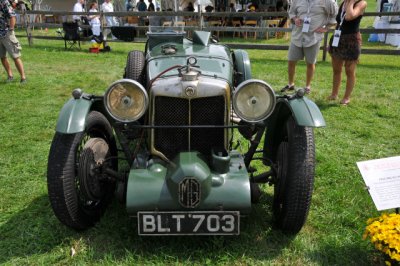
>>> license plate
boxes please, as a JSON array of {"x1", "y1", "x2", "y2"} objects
[{"x1": 138, "y1": 211, "x2": 240, "y2": 235}]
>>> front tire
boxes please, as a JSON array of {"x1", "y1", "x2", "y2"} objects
[
  {"x1": 273, "y1": 116, "x2": 315, "y2": 234},
  {"x1": 47, "y1": 111, "x2": 117, "y2": 230}
]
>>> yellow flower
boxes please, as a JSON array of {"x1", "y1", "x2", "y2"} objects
[
  {"x1": 392, "y1": 252, "x2": 400, "y2": 261},
  {"x1": 364, "y1": 213, "x2": 400, "y2": 261}
]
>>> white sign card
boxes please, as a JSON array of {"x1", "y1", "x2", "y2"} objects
[
  {"x1": 302, "y1": 17, "x2": 311, "y2": 32},
  {"x1": 332, "y1": 30, "x2": 341, "y2": 47},
  {"x1": 357, "y1": 156, "x2": 400, "y2": 211}
]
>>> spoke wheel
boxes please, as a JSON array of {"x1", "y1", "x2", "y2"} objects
[
  {"x1": 273, "y1": 116, "x2": 315, "y2": 234},
  {"x1": 47, "y1": 111, "x2": 117, "y2": 230},
  {"x1": 78, "y1": 138, "x2": 110, "y2": 202}
]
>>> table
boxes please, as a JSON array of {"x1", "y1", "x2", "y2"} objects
[
  {"x1": 375, "y1": 18, "x2": 389, "y2": 42},
  {"x1": 385, "y1": 22, "x2": 400, "y2": 48}
]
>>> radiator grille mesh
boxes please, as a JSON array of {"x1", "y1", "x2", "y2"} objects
[{"x1": 153, "y1": 96, "x2": 225, "y2": 159}]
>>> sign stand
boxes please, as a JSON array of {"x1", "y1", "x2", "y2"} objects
[{"x1": 357, "y1": 156, "x2": 400, "y2": 211}]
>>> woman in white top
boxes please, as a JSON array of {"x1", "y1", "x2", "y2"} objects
[{"x1": 88, "y1": 2, "x2": 101, "y2": 36}]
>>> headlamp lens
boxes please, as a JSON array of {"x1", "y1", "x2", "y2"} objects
[
  {"x1": 104, "y1": 79, "x2": 148, "y2": 122},
  {"x1": 233, "y1": 80, "x2": 276, "y2": 123}
]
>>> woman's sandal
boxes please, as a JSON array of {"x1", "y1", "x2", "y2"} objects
[
  {"x1": 340, "y1": 99, "x2": 350, "y2": 106},
  {"x1": 280, "y1": 84, "x2": 295, "y2": 92},
  {"x1": 327, "y1": 95, "x2": 338, "y2": 101},
  {"x1": 304, "y1": 87, "x2": 311, "y2": 94}
]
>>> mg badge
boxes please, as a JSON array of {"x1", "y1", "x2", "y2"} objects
[
  {"x1": 179, "y1": 178, "x2": 200, "y2": 208},
  {"x1": 185, "y1": 86, "x2": 196, "y2": 97}
]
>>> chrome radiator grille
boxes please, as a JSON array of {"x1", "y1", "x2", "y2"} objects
[{"x1": 153, "y1": 96, "x2": 226, "y2": 160}]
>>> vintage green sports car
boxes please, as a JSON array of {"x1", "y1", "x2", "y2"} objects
[{"x1": 47, "y1": 30, "x2": 325, "y2": 235}]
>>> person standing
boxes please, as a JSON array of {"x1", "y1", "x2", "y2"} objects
[
  {"x1": 137, "y1": 0, "x2": 147, "y2": 12},
  {"x1": 88, "y1": 1, "x2": 101, "y2": 36},
  {"x1": 101, "y1": 0, "x2": 118, "y2": 40},
  {"x1": 185, "y1": 2, "x2": 194, "y2": 12},
  {"x1": 147, "y1": 0, "x2": 155, "y2": 12},
  {"x1": 281, "y1": 0, "x2": 338, "y2": 94},
  {"x1": 126, "y1": 0, "x2": 134, "y2": 11},
  {"x1": 327, "y1": 0, "x2": 367, "y2": 105},
  {"x1": 73, "y1": 0, "x2": 85, "y2": 22},
  {"x1": 0, "y1": 0, "x2": 26, "y2": 83},
  {"x1": 136, "y1": 0, "x2": 147, "y2": 28}
]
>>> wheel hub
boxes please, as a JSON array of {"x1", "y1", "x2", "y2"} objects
[{"x1": 78, "y1": 138, "x2": 110, "y2": 201}]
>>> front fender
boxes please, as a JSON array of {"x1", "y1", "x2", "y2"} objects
[
  {"x1": 232, "y1": 50, "x2": 252, "y2": 86},
  {"x1": 55, "y1": 98, "x2": 93, "y2": 134},
  {"x1": 263, "y1": 96, "x2": 325, "y2": 163},
  {"x1": 287, "y1": 97, "x2": 326, "y2": 127}
]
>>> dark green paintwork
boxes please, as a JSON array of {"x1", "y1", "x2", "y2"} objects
[
  {"x1": 55, "y1": 98, "x2": 93, "y2": 134},
  {"x1": 146, "y1": 33, "x2": 234, "y2": 82},
  {"x1": 286, "y1": 97, "x2": 326, "y2": 127},
  {"x1": 126, "y1": 151, "x2": 251, "y2": 214}
]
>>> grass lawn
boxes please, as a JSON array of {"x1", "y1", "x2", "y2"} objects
[{"x1": 0, "y1": 20, "x2": 399, "y2": 265}]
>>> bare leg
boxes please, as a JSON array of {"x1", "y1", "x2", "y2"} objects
[
  {"x1": 305, "y1": 62, "x2": 315, "y2": 89},
  {"x1": 13, "y1": 57, "x2": 26, "y2": 80},
  {"x1": 1, "y1": 57, "x2": 13, "y2": 78},
  {"x1": 288, "y1": 60, "x2": 296, "y2": 86},
  {"x1": 329, "y1": 56, "x2": 344, "y2": 100},
  {"x1": 341, "y1": 60, "x2": 357, "y2": 104}
]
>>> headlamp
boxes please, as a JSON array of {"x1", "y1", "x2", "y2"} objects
[
  {"x1": 104, "y1": 79, "x2": 148, "y2": 122},
  {"x1": 233, "y1": 80, "x2": 276, "y2": 123}
]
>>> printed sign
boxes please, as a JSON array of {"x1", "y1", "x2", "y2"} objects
[{"x1": 357, "y1": 156, "x2": 400, "y2": 211}]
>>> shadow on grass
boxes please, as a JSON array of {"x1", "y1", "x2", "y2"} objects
[
  {"x1": 305, "y1": 240, "x2": 381, "y2": 265},
  {"x1": 24, "y1": 42, "x2": 133, "y2": 56},
  {"x1": 0, "y1": 192, "x2": 296, "y2": 264},
  {"x1": 0, "y1": 195, "x2": 77, "y2": 264},
  {"x1": 314, "y1": 99, "x2": 344, "y2": 112}
]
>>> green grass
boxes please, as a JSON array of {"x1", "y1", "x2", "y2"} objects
[{"x1": 0, "y1": 27, "x2": 399, "y2": 265}]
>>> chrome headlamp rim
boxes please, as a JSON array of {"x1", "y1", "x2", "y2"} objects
[
  {"x1": 233, "y1": 79, "x2": 276, "y2": 123},
  {"x1": 104, "y1": 79, "x2": 148, "y2": 123}
]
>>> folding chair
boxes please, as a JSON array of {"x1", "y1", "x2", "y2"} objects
[
  {"x1": 162, "y1": 21, "x2": 172, "y2": 27},
  {"x1": 232, "y1": 20, "x2": 242, "y2": 38},
  {"x1": 266, "y1": 19, "x2": 280, "y2": 39},
  {"x1": 174, "y1": 21, "x2": 186, "y2": 33},
  {"x1": 185, "y1": 20, "x2": 198, "y2": 38},
  {"x1": 62, "y1": 22, "x2": 81, "y2": 50},
  {"x1": 208, "y1": 20, "x2": 222, "y2": 38},
  {"x1": 277, "y1": 18, "x2": 290, "y2": 40},
  {"x1": 243, "y1": 20, "x2": 257, "y2": 39}
]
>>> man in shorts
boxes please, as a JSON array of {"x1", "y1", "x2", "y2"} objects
[
  {"x1": 281, "y1": 0, "x2": 338, "y2": 94},
  {"x1": 0, "y1": 0, "x2": 26, "y2": 83}
]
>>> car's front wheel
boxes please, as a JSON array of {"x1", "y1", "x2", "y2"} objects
[
  {"x1": 273, "y1": 116, "x2": 315, "y2": 234},
  {"x1": 47, "y1": 111, "x2": 117, "y2": 230}
]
